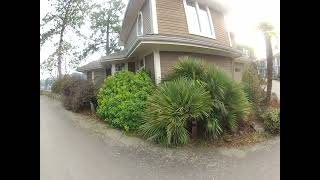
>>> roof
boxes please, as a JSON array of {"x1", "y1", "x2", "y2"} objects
[{"x1": 77, "y1": 60, "x2": 103, "y2": 72}]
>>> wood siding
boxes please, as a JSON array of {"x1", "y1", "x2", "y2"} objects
[
  {"x1": 159, "y1": 51, "x2": 234, "y2": 78},
  {"x1": 156, "y1": 0, "x2": 230, "y2": 46},
  {"x1": 142, "y1": 0, "x2": 152, "y2": 34},
  {"x1": 125, "y1": 0, "x2": 152, "y2": 49}
]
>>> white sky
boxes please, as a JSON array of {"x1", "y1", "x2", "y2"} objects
[{"x1": 40, "y1": 0, "x2": 279, "y2": 79}]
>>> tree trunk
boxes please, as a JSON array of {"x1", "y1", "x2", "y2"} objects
[
  {"x1": 265, "y1": 34, "x2": 273, "y2": 105},
  {"x1": 57, "y1": 26, "x2": 66, "y2": 79},
  {"x1": 106, "y1": 19, "x2": 110, "y2": 55}
]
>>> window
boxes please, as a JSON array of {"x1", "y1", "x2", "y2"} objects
[
  {"x1": 185, "y1": 0, "x2": 200, "y2": 34},
  {"x1": 137, "y1": 12, "x2": 143, "y2": 36},
  {"x1": 235, "y1": 68, "x2": 241, "y2": 72},
  {"x1": 183, "y1": 0, "x2": 215, "y2": 38},
  {"x1": 115, "y1": 63, "x2": 125, "y2": 72},
  {"x1": 139, "y1": 58, "x2": 145, "y2": 70}
]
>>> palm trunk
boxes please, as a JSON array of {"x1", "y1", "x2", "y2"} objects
[{"x1": 265, "y1": 34, "x2": 273, "y2": 105}]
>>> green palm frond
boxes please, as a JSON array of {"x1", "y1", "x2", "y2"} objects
[{"x1": 140, "y1": 77, "x2": 212, "y2": 146}]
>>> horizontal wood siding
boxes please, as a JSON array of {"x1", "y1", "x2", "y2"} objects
[
  {"x1": 160, "y1": 51, "x2": 233, "y2": 78},
  {"x1": 125, "y1": 0, "x2": 152, "y2": 49},
  {"x1": 156, "y1": 0, "x2": 230, "y2": 46},
  {"x1": 125, "y1": 19, "x2": 137, "y2": 49},
  {"x1": 142, "y1": 0, "x2": 152, "y2": 34}
]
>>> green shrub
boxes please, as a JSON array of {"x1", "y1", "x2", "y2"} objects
[
  {"x1": 60, "y1": 75, "x2": 96, "y2": 112},
  {"x1": 242, "y1": 63, "x2": 266, "y2": 110},
  {"x1": 261, "y1": 108, "x2": 280, "y2": 134},
  {"x1": 97, "y1": 70, "x2": 154, "y2": 131},
  {"x1": 140, "y1": 78, "x2": 212, "y2": 146},
  {"x1": 164, "y1": 57, "x2": 250, "y2": 139}
]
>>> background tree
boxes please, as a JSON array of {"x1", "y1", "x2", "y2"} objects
[
  {"x1": 257, "y1": 22, "x2": 276, "y2": 105},
  {"x1": 40, "y1": 0, "x2": 91, "y2": 79},
  {"x1": 79, "y1": 0, "x2": 125, "y2": 60},
  {"x1": 40, "y1": 41, "x2": 78, "y2": 78}
]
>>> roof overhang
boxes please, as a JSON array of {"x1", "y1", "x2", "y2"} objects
[{"x1": 79, "y1": 34, "x2": 242, "y2": 71}]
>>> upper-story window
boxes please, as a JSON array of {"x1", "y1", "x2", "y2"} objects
[
  {"x1": 183, "y1": 0, "x2": 215, "y2": 38},
  {"x1": 137, "y1": 11, "x2": 143, "y2": 36}
]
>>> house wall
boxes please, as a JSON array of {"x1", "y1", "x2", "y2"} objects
[
  {"x1": 125, "y1": 0, "x2": 153, "y2": 49},
  {"x1": 234, "y1": 62, "x2": 245, "y2": 82},
  {"x1": 144, "y1": 53, "x2": 155, "y2": 81},
  {"x1": 159, "y1": 51, "x2": 234, "y2": 79},
  {"x1": 155, "y1": 0, "x2": 230, "y2": 46}
]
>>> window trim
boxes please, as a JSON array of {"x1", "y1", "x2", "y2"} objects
[
  {"x1": 183, "y1": 0, "x2": 216, "y2": 39},
  {"x1": 136, "y1": 11, "x2": 143, "y2": 36}
]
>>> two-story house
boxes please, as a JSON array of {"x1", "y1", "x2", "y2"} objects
[{"x1": 77, "y1": 0, "x2": 249, "y2": 84}]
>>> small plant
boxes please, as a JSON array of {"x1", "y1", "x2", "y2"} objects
[
  {"x1": 139, "y1": 78, "x2": 212, "y2": 146},
  {"x1": 60, "y1": 75, "x2": 96, "y2": 112},
  {"x1": 242, "y1": 62, "x2": 266, "y2": 110},
  {"x1": 261, "y1": 107, "x2": 280, "y2": 134},
  {"x1": 97, "y1": 70, "x2": 154, "y2": 131}
]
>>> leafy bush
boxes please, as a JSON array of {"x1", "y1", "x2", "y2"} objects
[
  {"x1": 51, "y1": 75, "x2": 71, "y2": 94},
  {"x1": 242, "y1": 63, "x2": 266, "y2": 110},
  {"x1": 163, "y1": 57, "x2": 250, "y2": 139},
  {"x1": 97, "y1": 70, "x2": 154, "y2": 131},
  {"x1": 60, "y1": 75, "x2": 96, "y2": 112},
  {"x1": 261, "y1": 107, "x2": 280, "y2": 134},
  {"x1": 139, "y1": 78, "x2": 212, "y2": 146}
]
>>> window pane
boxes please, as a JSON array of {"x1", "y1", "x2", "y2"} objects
[
  {"x1": 185, "y1": 0, "x2": 200, "y2": 34},
  {"x1": 137, "y1": 13, "x2": 143, "y2": 35},
  {"x1": 198, "y1": 5, "x2": 212, "y2": 36}
]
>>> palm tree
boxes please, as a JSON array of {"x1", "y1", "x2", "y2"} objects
[{"x1": 258, "y1": 22, "x2": 276, "y2": 105}]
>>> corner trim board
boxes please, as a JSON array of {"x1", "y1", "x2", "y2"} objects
[
  {"x1": 153, "y1": 50, "x2": 161, "y2": 84},
  {"x1": 150, "y1": 0, "x2": 158, "y2": 34}
]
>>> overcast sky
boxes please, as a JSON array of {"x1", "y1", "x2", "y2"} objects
[{"x1": 40, "y1": 0, "x2": 279, "y2": 79}]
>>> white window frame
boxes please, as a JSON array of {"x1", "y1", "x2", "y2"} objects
[
  {"x1": 183, "y1": 0, "x2": 216, "y2": 39},
  {"x1": 137, "y1": 11, "x2": 143, "y2": 36}
]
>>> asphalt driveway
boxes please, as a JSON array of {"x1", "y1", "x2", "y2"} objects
[{"x1": 40, "y1": 96, "x2": 280, "y2": 180}]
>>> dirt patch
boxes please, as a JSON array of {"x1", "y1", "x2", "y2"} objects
[{"x1": 72, "y1": 110, "x2": 273, "y2": 149}]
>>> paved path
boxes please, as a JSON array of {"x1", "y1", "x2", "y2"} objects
[{"x1": 40, "y1": 96, "x2": 280, "y2": 180}]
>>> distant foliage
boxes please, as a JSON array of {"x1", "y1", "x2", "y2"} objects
[
  {"x1": 140, "y1": 78, "x2": 212, "y2": 146},
  {"x1": 60, "y1": 75, "x2": 96, "y2": 112},
  {"x1": 51, "y1": 75, "x2": 71, "y2": 94},
  {"x1": 97, "y1": 71, "x2": 154, "y2": 131}
]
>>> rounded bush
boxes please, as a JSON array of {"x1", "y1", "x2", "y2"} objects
[
  {"x1": 96, "y1": 71, "x2": 154, "y2": 131},
  {"x1": 60, "y1": 75, "x2": 96, "y2": 112},
  {"x1": 140, "y1": 78, "x2": 212, "y2": 146},
  {"x1": 51, "y1": 75, "x2": 71, "y2": 94},
  {"x1": 262, "y1": 107, "x2": 280, "y2": 134}
]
